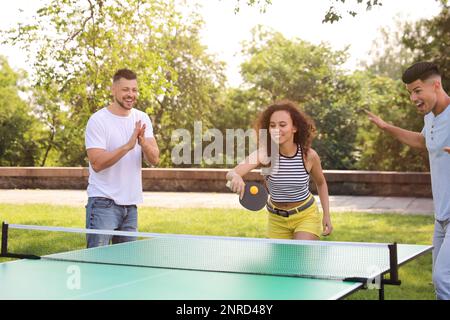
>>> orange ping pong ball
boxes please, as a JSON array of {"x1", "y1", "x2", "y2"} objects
[{"x1": 249, "y1": 185, "x2": 259, "y2": 195}]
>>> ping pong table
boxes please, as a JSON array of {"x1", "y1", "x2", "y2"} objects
[{"x1": 0, "y1": 223, "x2": 432, "y2": 300}]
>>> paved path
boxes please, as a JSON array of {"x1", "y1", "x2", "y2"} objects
[{"x1": 0, "y1": 189, "x2": 434, "y2": 215}]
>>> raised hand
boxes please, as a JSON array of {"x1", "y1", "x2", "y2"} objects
[
  {"x1": 126, "y1": 121, "x2": 144, "y2": 151},
  {"x1": 137, "y1": 123, "x2": 148, "y2": 147},
  {"x1": 365, "y1": 110, "x2": 389, "y2": 130}
]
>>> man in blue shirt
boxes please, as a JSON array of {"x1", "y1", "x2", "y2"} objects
[{"x1": 366, "y1": 61, "x2": 450, "y2": 300}]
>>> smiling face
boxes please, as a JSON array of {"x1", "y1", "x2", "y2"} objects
[
  {"x1": 406, "y1": 78, "x2": 439, "y2": 115},
  {"x1": 269, "y1": 110, "x2": 297, "y2": 145},
  {"x1": 112, "y1": 78, "x2": 138, "y2": 110}
]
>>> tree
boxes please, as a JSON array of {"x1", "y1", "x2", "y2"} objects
[
  {"x1": 357, "y1": 1, "x2": 448, "y2": 171},
  {"x1": 3, "y1": 0, "x2": 177, "y2": 166},
  {"x1": 237, "y1": 26, "x2": 360, "y2": 169},
  {"x1": 362, "y1": 19, "x2": 418, "y2": 80},
  {"x1": 364, "y1": 1, "x2": 449, "y2": 90},
  {"x1": 2, "y1": 0, "x2": 226, "y2": 167},
  {"x1": 402, "y1": 2, "x2": 450, "y2": 91},
  {"x1": 232, "y1": 0, "x2": 383, "y2": 23},
  {"x1": 149, "y1": 7, "x2": 227, "y2": 167},
  {"x1": 354, "y1": 72, "x2": 429, "y2": 171},
  {"x1": 321, "y1": 0, "x2": 383, "y2": 23},
  {"x1": 0, "y1": 57, "x2": 43, "y2": 166}
]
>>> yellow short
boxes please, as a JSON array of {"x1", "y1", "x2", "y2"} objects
[{"x1": 267, "y1": 194, "x2": 323, "y2": 239}]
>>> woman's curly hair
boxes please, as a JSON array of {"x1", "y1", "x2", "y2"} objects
[{"x1": 255, "y1": 99, "x2": 317, "y2": 158}]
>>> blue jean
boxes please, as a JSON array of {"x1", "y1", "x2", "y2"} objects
[
  {"x1": 433, "y1": 219, "x2": 450, "y2": 300},
  {"x1": 85, "y1": 197, "x2": 138, "y2": 248}
]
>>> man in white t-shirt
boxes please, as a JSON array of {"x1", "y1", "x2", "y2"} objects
[{"x1": 85, "y1": 69, "x2": 159, "y2": 248}]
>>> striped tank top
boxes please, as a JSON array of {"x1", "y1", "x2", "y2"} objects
[{"x1": 265, "y1": 144, "x2": 311, "y2": 203}]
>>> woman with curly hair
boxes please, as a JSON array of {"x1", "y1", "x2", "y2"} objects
[{"x1": 226, "y1": 100, "x2": 333, "y2": 240}]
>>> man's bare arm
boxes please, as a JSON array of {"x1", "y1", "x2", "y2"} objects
[
  {"x1": 87, "y1": 121, "x2": 142, "y2": 172},
  {"x1": 141, "y1": 137, "x2": 160, "y2": 166},
  {"x1": 366, "y1": 111, "x2": 426, "y2": 149}
]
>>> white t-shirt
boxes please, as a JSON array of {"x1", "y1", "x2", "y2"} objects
[{"x1": 85, "y1": 107, "x2": 154, "y2": 205}]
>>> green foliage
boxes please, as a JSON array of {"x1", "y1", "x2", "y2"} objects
[
  {"x1": 232, "y1": 0, "x2": 383, "y2": 23},
  {"x1": 0, "y1": 57, "x2": 43, "y2": 166},
  {"x1": 1, "y1": 0, "x2": 446, "y2": 172},
  {"x1": 362, "y1": 19, "x2": 417, "y2": 80},
  {"x1": 354, "y1": 72, "x2": 429, "y2": 171},
  {"x1": 234, "y1": 27, "x2": 359, "y2": 169},
  {"x1": 307, "y1": 73, "x2": 363, "y2": 170},
  {"x1": 3, "y1": 0, "x2": 226, "y2": 167},
  {"x1": 357, "y1": 2, "x2": 448, "y2": 171},
  {"x1": 232, "y1": 0, "x2": 272, "y2": 13},
  {"x1": 322, "y1": 0, "x2": 383, "y2": 23},
  {"x1": 402, "y1": 3, "x2": 450, "y2": 92},
  {"x1": 364, "y1": 2, "x2": 449, "y2": 92},
  {"x1": 205, "y1": 88, "x2": 270, "y2": 167},
  {"x1": 219, "y1": 23, "x2": 435, "y2": 171},
  {"x1": 150, "y1": 8, "x2": 227, "y2": 167}
]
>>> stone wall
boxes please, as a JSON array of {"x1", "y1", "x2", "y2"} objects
[{"x1": 0, "y1": 167, "x2": 432, "y2": 197}]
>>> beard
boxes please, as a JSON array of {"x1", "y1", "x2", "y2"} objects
[{"x1": 115, "y1": 96, "x2": 135, "y2": 110}]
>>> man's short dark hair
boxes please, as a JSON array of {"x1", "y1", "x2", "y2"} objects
[
  {"x1": 113, "y1": 69, "x2": 137, "y2": 82},
  {"x1": 402, "y1": 62, "x2": 440, "y2": 84}
]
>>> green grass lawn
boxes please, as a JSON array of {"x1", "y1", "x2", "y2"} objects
[{"x1": 0, "y1": 204, "x2": 435, "y2": 300}]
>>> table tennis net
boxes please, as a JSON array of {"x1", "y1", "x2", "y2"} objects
[{"x1": 2, "y1": 223, "x2": 393, "y2": 282}]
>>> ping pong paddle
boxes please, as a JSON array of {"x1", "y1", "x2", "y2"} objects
[{"x1": 226, "y1": 181, "x2": 268, "y2": 211}]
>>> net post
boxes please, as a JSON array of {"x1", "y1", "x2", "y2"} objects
[
  {"x1": 385, "y1": 242, "x2": 401, "y2": 286},
  {"x1": 1, "y1": 221, "x2": 9, "y2": 257},
  {"x1": 1, "y1": 222, "x2": 40, "y2": 260},
  {"x1": 378, "y1": 281, "x2": 385, "y2": 300}
]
